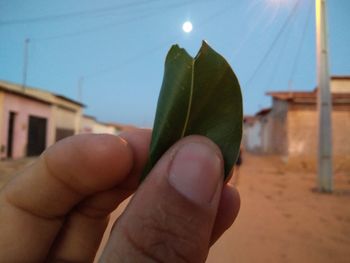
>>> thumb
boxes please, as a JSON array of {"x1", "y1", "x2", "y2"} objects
[{"x1": 100, "y1": 136, "x2": 224, "y2": 263}]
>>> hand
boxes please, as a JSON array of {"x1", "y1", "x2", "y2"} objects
[{"x1": 0, "y1": 129, "x2": 240, "y2": 262}]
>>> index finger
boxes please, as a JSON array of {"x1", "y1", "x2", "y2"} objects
[{"x1": 0, "y1": 130, "x2": 150, "y2": 262}]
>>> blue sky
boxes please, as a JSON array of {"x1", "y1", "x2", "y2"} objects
[{"x1": 0, "y1": 0, "x2": 349, "y2": 127}]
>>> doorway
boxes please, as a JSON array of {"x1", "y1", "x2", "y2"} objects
[
  {"x1": 6, "y1": 111, "x2": 16, "y2": 158},
  {"x1": 27, "y1": 115, "x2": 47, "y2": 156}
]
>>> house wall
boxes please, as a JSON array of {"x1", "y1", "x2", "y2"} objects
[
  {"x1": 0, "y1": 92, "x2": 4, "y2": 153},
  {"x1": 331, "y1": 79, "x2": 350, "y2": 93},
  {"x1": 260, "y1": 114, "x2": 272, "y2": 153},
  {"x1": 54, "y1": 106, "x2": 77, "y2": 130},
  {"x1": 244, "y1": 121, "x2": 262, "y2": 152},
  {"x1": 80, "y1": 116, "x2": 96, "y2": 133},
  {"x1": 287, "y1": 104, "x2": 317, "y2": 156},
  {"x1": 80, "y1": 116, "x2": 117, "y2": 135},
  {"x1": 268, "y1": 100, "x2": 288, "y2": 155},
  {"x1": 287, "y1": 104, "x2": 350, "y2": 157},
  {"x1": 0, "y1": 93, "x2": 53, "y2": 159},
  {"x1": 330, "y1": 105, "x2": 350, "y2": 156},
  {"x1": 52, "y1": 104, "x2": 82, "y2": 141},
  {"x1": 93, "y1": 122, "x2": 116, "y2": 134},
  {"x1": 53, "y1": 97, "x2": 82, "y2": 135}
]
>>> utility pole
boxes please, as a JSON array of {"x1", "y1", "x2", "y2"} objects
[
  {"x1": 316, "y1": 0, "x2": 333, "y2": 192},
  {"x1": 22, "y1": 38, "x2": 30, "y2": 90}
]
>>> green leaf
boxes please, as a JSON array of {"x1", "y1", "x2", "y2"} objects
[{"x1": 143, "y1": 41, "x2": 243, "y2": 180}]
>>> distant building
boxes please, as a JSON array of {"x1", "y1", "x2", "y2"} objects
[
  {"x1": 243, "y1": 108, "x2": 271, "y2": 153},
  {"x1": 244, "y1": 76, "x2": 350, "y2": 163},
  {"x1": 80, "y1": 115, "x2": 96, "y2": 134},
  {"x1": 0, "y1": 80, "x2": 84, "y2": 159},
  {"x1": 80, "y1": 115, "x2": 122, "y2": 135}
]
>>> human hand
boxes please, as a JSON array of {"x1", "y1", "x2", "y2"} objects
[{"x1": 0, "y1": 129, "x2": 240, "y2": 262}]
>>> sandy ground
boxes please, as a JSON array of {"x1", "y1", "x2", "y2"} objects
[{"x1": 1, "y1": 154, "x2": 349, "y2": 263}]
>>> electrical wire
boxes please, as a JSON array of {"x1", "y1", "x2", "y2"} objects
[
  {"x1": 0, "y1": 0, "x2": 163, "y2": 26},
  {"x1": 31, "y1": 0, "x2": 205, "y2": 42},
  {"x1": 84, "y1": 2, "x2": 237, "y2": 80},
  {"x1": 244, "y1": 0, "x2": 302, "y2": 88},
  {"x1": 265, "y1": 20, "x2": 295, "y2": 90},
  {"x1": 265, "y1": 0, "x2": 305, "y2": 90},
  {"x1": 288, "y1": 0, "x2": 314, "y2": 89}
]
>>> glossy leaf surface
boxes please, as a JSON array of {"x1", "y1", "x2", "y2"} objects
[{"x1": 143, "y1": 41, "x2": 243, "y2": 180}]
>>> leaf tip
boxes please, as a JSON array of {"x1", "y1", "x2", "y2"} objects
[
  {"x1": 201, "y1": 40, "x2": 209, "y2": 48},
  {"x1": 196, "y1": 40, "x2": 215, "y2": 59},
  {"x1": 167, "y1": 44, "x2": 192, "y2": 62},
  {"x1": 168, "y1": 44, "x2": 181, "y2": 54}
]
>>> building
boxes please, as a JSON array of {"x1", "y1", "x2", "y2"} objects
[
  {"x1": 80, "y1": 115, "x2": 122, "y2": 135},
  {"x1": 0, "y1": 80, "x2": 84, "y2": 159},
  {"x1": 243, "y1": 108, "x2": 271, "y2": 153},
  {"x1": 244, "y1": 76, "x2": 350, "y2": 165}
]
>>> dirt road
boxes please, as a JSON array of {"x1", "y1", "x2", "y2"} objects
[
  {"x1": 207, "y1": 154, "x2": 350, "y2": 263},
  {"x1": 1, "y1": 154, "x2": 349, "y2": 263}
]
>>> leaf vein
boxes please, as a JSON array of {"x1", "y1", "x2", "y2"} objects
[{"x1": 181, "y1": 59, "x2": 194, "y2": 137}]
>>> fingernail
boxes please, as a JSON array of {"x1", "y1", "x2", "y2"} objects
[{"x1": 168, "y1": 142, "x2": 222, "y2": 205}]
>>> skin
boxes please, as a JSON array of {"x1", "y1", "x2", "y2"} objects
[{"x1": 0, "y1": 129, "x2": 240, "y2": 262}]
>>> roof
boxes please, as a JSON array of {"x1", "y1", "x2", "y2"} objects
[
  {"x1": 243, "y1": 109, "x2": 271, "y2": 125},
  {"x1": 266, "y1": 75, "x2": 350, "y2": 104},
  {"x1": 331, "y1": 75, "x2": 350, "y2": 80},
  {"x1": 54, "y1": 94, "x2": 85, "y2": 107},
  {"x1": 0, "y1": 84, "x2": 51, "y2": 105},
  {"x1": 255, "y1": 107, "x2": 272, "y2": 116},
  {"x1": 83, "y1": 114, "x2": 97, "y2": 120},
  {"x1": 243, "y1": 116, "x2": 257, "y2": 124},
  {"x1": 0, "y1": 80, "x2": 85, "y2": 107},
  {"x1": 266, "y1": 90, "x2": 350, "y2": 104}
]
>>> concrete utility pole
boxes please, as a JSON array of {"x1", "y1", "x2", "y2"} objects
[
  {"x1": 22, "y1": 38, "x2": 30, "y2": 90},
  {"x1": 316, "y1": 0, "x2": 333, "y2": 192}
]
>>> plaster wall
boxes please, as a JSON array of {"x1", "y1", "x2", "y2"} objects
[{"x1": 0, "y1": 93, "x2": 53, "y2": 159}]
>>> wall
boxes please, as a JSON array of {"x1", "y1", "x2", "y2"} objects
[
  {"x1": 331, "y1": 79, "x2": 350, "y2": 93},
  {"x1": 268, "y1": 100, "x2": 288, "y2": 155},
  {"x1": 54, "y1": 106, "x2": 77, "y2": 130},
  {"x1": 80, "y1": 116, "x2": 117, "y2": 135},
  {"x1": 260, "y1": 114, "x2": 273, "y2": 153},
  {"x1": 0, "y1": 92, "x2": 4, "y2": 153},
  {"x1": 93, "y1": 122, "x2": 116, "y2": 134},
  {"x1": 330, "y1": 105, "x2": 350, "y2": 156},
  {"x1": 287, "y1": 104, "x2": 317, "y2": 156},
  {"x1": 0, "y1": 93, "x2": 53, "y2": 159},
  {"x1": 244, "y1": 121, "x2": 262, "y2": 152},
  {"x1": 287, "y1": 104, "x2": 350, "y2": 157},
  {"x1": 80, "y1": 116, "x2": 95, "y2": 133},
  {"x1": 52, "y1": 105, "x2": 82, "y2": 141}
]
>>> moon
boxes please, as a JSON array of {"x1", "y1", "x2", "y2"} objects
[{"x1": 182, "y1": 21, "x2": 193, "y2": 33}]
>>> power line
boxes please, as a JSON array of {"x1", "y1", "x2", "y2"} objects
[
  {"x1": 194, "y1": 1, "x2": 236, "y2": 28},
  {"x1": 0, "y1": 0, "x2": 163, "y2": 26},
  {"x1": 31, "y1": 0, "x2": 205, "y2": 42},
  {"x1": 288, "y1": 0, "x2": 313, "y2": 89},
  {"x1": 265, "y1": 18, "x2": 295, "y2": 90},
  {"x1": 265, "y1": 0, "x2": 305, "y2": 90},
  {"x1": 244, "y1": 0, "x2": 302, "y2": 88},
  {"x1": 84, "y1": 2, "x2": 236, "y2": 80}
]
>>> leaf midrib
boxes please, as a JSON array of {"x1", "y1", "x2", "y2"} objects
[{"x1": 180, "y1": 59, "x2": 195, "y2": 138}]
